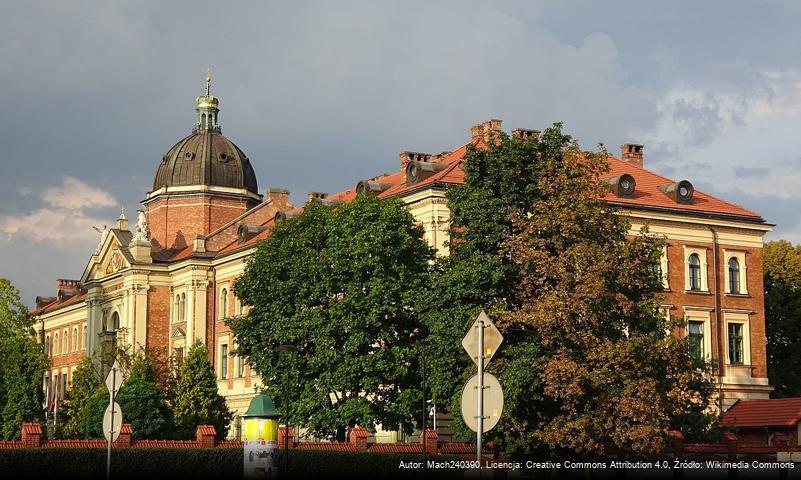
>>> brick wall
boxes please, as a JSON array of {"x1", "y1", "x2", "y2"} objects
[
  {"x1": 145, "y1": 193, "x2": 257, "y2": 250},
  {"x1": 147, "y1": 286, "x2": 170, "y2": 352},
  {"x1": 661, "y1": 239, "x2": 768, "y2": 380}
]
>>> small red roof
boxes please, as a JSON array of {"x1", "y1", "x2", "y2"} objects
[
  {"x1": 720, "y1": 398, "x2": 801, "y2": 428},
  {"x1": 32, "y1": 292, "x2": 87, "y2": 315}
]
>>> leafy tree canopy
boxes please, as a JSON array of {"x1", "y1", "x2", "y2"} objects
[
  {"x1": 422, "y1": 126, "x2": 715, "y2": 456},
  {"x1": 230, "y1": 195, "x2": 433, "y2": 440},
  {"x1": 61, "y1": 357, "x2": 102, "y2": 439},
  {"x1": 0, "y1": 278, "x2": 47, "y2": 440},
  {"x1": 763, "y1": 240, "x2": 801, "y2": 397}
]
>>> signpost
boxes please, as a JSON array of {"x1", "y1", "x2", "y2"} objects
[
  {"x1": 461, "y1": 311, "x2": 504, "y2": 470},
  {"x1": 104, "y1": 360, "x2": 124, "y2": 480}
]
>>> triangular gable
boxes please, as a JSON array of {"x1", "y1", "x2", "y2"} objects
[
  {"x1": 81, "y1": 229, "x2": 133, "y2": 282},
  {"x1": 171, "y1": 325, "x2": 186, "y2": 339}
]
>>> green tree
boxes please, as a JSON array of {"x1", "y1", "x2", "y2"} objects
[
  {"x1": 0, "y1": 278, "x2": 47, "y2": 440},
  {"x1": 423, "y1": 126, "x2": 715, "y2": 456},
  {"x1": 763, "y1": 240, "x2": 801, "y2": 397},
  {"x1": 501, "y1": 127, "x2": 714, "y2": 454},
  {"x1": 230, "y1": 195, "x2": 433, "y2": 440},
  {"x1": 115, "y1": 353, "x2": 174, "y2": 438},
  {"x1": 173, "y1": 342, "x2": 231, "y2": 439},
  {"x1": 61, "y1": 357, "x2": 101, "y2": 438},
  {"x1": 417, "y1": 129, "x2": 546, "y2": 438}
]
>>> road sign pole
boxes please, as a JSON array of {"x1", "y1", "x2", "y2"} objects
[
  {"x1": 476, "y1": 315, "x2": 484, "y2": 468},
  {"x1": 107, "y1": 367, "x2": 115, "y2": 480}
]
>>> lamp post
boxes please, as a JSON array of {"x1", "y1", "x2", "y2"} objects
[{"x1": 277, "y1": 344, "x2": 297, "y2": 477}]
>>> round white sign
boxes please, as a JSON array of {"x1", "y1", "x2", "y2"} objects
[
  {"x1": 460, "y1": 373, "x2": 504, "y2": 433},
  {"x1": 103, "y1": 401, "x2": 123, "y2": 443}
]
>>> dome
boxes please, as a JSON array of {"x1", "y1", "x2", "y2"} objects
[
  {"x1": 152, "y1": 130, "x2": 258, "y2": 194},
  {"x1": 150, "y1": 71, "x2": 258, "y2": 196}
]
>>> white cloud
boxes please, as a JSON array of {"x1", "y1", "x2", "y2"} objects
[
  {"x1": 640, "y1": 70, "x2": 801, "y2": 157},
  {"x1": 42, "y1": 176, "x2": 118, "y2": 210},
  {"x1": 0, "y1": 176, "x2": 118, "y2": 243}
]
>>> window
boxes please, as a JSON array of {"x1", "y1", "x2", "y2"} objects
[
  {"x1": 83, "y1": 323, "x2": 88, "y2": 350},
  {"x1": 45, "y1": 335, "x2": 50, "y2": 358},
  {"x1": 688, "y1": 254, "x2": 701, "y2": 291},
  {"x1": 688, "y1": 321, "x2": 704, "y2": 362},
  {"x1": 220, "y1": 288, "x2": 228, "y2": 319},
  {"x1": 173, "y1": 347, "x2": 184, "y2": 368},
  {"x1": 110, "y1": 312, "x2": 119, "y2": 332},
  {"x1": 651, "y1": 262, "x2": 663, "y2": 283},
  {"x1": 62, "y1": 329, "x2": 68, "y2": 353},
  {"x1": 728, "y1": 323, "x2": 744, "y2": 364},
  {"x1": 180, "y1": 293, "x2": 186, "y2": 321},
  {"x1": 728, "y1": 257, "x2": 741, "y2": 293},
  {"x1": 236, "y1": 343, "x2": 245, "y2": 378},
  {"x1": 220, "y1": 344, "x2": 228, "y2": 379},
  {"x1": 72, "y1": 327, "x2": 78, "y2": 352},
  {"x1": 54, "y1": 333, "x2": 59, "y2": 356},
  {"x1": 174, "y1": 295, "x2": 180, "y2": 322}
]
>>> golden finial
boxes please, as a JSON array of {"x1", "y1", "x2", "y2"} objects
[{"x1": 205, "y1": 68, "x2": 211, "y2": 96}]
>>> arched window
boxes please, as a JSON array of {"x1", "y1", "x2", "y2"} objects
[
  {"x1": 54, "y1": 333, "x2": 59, "y2": 356},
  {"x1": 45, "y1": 334, "x2": 51, "y2": 358},
  {"x1": 220, "y1": 288, "x2": 228, "y2": 319},
  {"x1": 72, "y1": 327, "x2": 78, "y2": 352},
  {"x1": 110, "y1": 312, "x2": 119, "y2": 332},
  {"x1": 83, "y1": 323, "x2": 87, "y2": 350},
  {"x1": 180, "y1": 293, "x2": 186, "y2": 321},
  {"x1": 688, "y1": 253, "x2": 702, "y2": 291},
  {"x1": 62, "y1": 329, "x2": 68, "y2": 353},
  {"x1": 728, "y1": 257, "x2": 740, "y2": 294}
]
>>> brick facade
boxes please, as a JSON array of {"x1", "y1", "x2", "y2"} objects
[{"x1": 145, "y1": 193, "x2": 257, "y2": 250}]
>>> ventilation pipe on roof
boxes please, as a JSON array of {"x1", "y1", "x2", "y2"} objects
[
  {"x1": 405, "y1": 160, "x2": 449, "y2": 186},
  {"x1": 237, "y1": 224, "x2": 265, "y2": 244},
  {"x1": 274, "y1": 211, "x2": 298, "y2": 223},
  {"x1": 356, "y1": 180, "x2": 392, "y2": 196},
  {"x1": 659, "y1": 180, "x2": 694, "y2": 204},
  {"x1": 608, "y1": 174, "x2": 637, "y2": 198}
]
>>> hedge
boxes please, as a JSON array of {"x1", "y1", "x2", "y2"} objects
[{"x1": 0, "y1": 447, "x2": 463, "y2": 479}]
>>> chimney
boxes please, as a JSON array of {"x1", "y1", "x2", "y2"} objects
[
  {"x1": 266, "y1": 188, "x2": 290, "y2": 207},
  {"x1": 193, "y1": 235, "x2": 206, "y2": 253},
  {"x1": 400, "y1": 151, "x2": 432, "y2": 170},
  {"x1": 470, "y1": 119, "x2": 503, "y2": 143},
  {"x1": 512, "y1": 128, "x2": 540, "y2": 141},
  {"x1": 307, "y1": 191, "x2": 329, "y2": 204},
  {"x1": 56, "y1": 279, "x2": 80, "y2": 301},
  {"x1": 620, "y1": 144, "x2": 644, "y2": 167}
]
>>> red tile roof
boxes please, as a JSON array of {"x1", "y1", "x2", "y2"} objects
[
  {"x1": 720, "y1": 398, "x2": 801, "y2": 428},
  {"x1": 32, "y1": 292, "x2": 87, "y2": 315},
  {"x1": 330, "y1": 138, "x2": 764, "y2": 222},
  {"x1": 603, "y1": 156, "x2": 761, "y2": 220}
]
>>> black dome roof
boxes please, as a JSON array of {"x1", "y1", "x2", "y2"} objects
[{"x1": 152, "y1": 129, "x2": 258, "y2": 195}]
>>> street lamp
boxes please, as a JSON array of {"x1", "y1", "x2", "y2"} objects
[{"x1": 277, "y1": 344, "x2": 297, "y2": 476}]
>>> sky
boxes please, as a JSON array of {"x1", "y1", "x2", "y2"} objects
[{"x1": 2, "y1": 0, "x2": 801, "y2": 305}]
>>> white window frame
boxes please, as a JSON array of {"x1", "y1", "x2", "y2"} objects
[
  {"x1": 683, "y1": 246, "x2": 709, "y2": 292},
  {"x1": 723, "y1": 250, "x2": 748, "y2": 295},
  {"x1": 659, "y1": 244, "x2": 670, "y2": 289},
  {"x1": 684, "y1": 309, "x2": 712, "y2": 362},
  {"x1": 724, "y1": 312, "x2": 751, "y2": 366}
]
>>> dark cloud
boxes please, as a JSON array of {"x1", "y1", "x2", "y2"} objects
[{"x1": 1, "y1": 0, "x2": 800, "y2": 303}]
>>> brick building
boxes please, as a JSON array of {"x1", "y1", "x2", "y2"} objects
[{"x1": 33, "y1": 79, "x2": 773, "y2": 440}]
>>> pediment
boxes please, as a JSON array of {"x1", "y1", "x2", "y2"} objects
[
  {"x1": 81, "y1": 229, "x2": 133, "y2": 282},
  {"x1": 171, "y1": 326, "x2": 186, "y2": 339}
]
